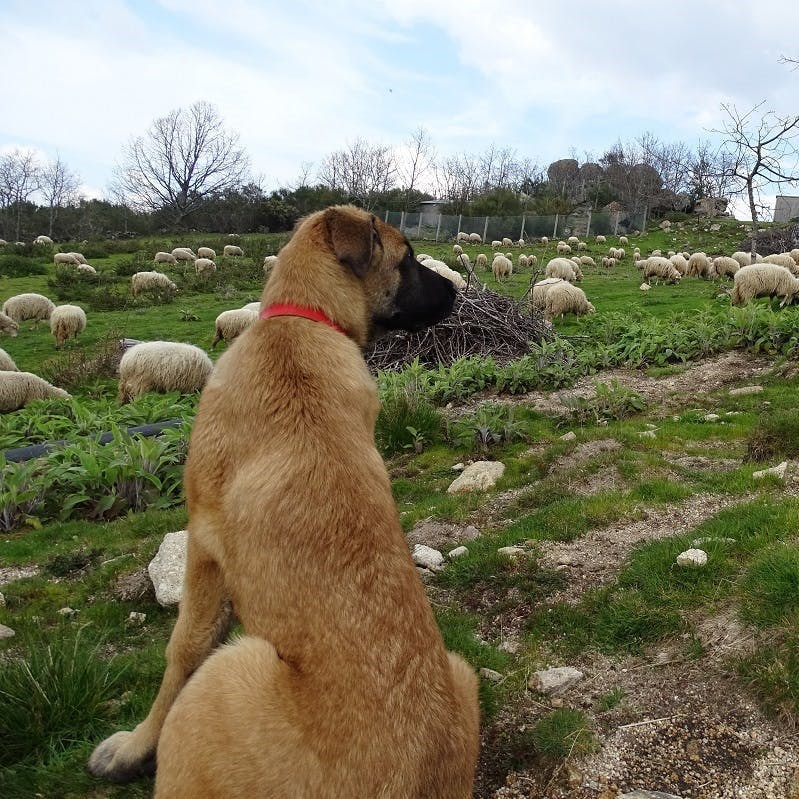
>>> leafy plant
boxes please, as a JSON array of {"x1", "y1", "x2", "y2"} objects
[
  {"x1": 448, "y1": 404, "x2": 527, "y2": 453},
  {"x1": 564, "y1": 380, "x2": 646, "y2": 424}
]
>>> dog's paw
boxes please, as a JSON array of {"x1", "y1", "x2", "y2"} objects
[{"x1": 87, "y1": 730, "x2": 156, "y2": 783}]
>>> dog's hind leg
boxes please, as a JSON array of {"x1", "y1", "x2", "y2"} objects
[{"x1": 88, "y1": 527, "x2": 233, "y2": 783}]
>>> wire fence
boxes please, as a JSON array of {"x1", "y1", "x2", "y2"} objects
[{"x1": 382, "y1": 208, "x2": 648, "y2": 243}]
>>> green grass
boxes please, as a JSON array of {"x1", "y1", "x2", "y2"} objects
[{"x1": 531, "y1": 708, "x2": 595, "y2": 758}]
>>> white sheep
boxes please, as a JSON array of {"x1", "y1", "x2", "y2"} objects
[
  {"x1": 619, "y1": 236, "x2": 629, "y2": 246},
  {"x1": 415, "y1": 253, "x2": 431, "y2": 262},
  {"x1": 527, "y1": 254, "x2": 538, "y2": 268},
  {"x1": 790, "y1": 249, "x2": 799, "y2": 264},
  {"x1": 211, "y1": 308, "x2": 259, "y2": 348},
  {"x1": 241, "y1": 302, "x2": 262, "y2": 313},
  {"x1": 0, "y1": 347, "x2": 17, "y2": 371},
  {"x1": 651, "y1": 249, "x2": 662, "y2": 257},
  {"x1": 197, "y1": 247, "x2": 216, "y2": 260},
  {"x1": 567, "y1": 236, "x2": 579, "y2": 245},
  {"x1": 556, "y1": 242, "x2": 572, "y2": 255},
  {"x1": 475, "y1": 253, "x2": 488, "y2": 270},
  {"x1": 117, "y1": 341, "x2": 213, "y2": 403},
  {"x1": 131, "y1": 271, "x2": 178, "y2": 299},
  {"x1": 616, "y1": 247, "x2": 625, "y2": 260},
  {"x1": 642, "y1": 257, "x2": 681, "y2": 284},
  {"x1": 670, "y1": 254, "x2": 689, "y2": 275},
  {"x1": 263, "y1": 255, "x2": 279, "y2": 275},
  {"x1": 35, "y1": 235, "x2": 54, "y2": 245},
  {"x1": 50, "y1": 304, "x2": 87, "y2": 347},
  {"x1": 492, "y1": 255, "x2": 513, "y2": 282},
  {"x1": 67, "y1": 252, "x2": 87, "y2": 265},
  {"x1": 532, "y1": 277, "x2": 564, "y2": 311},
  {"x1": 194, "y1": 258, "x2": 217, "y2": 277},
  {"x1": 0, "y1": 371, "x2": 71, "y2": 412},
  {"x1": 501, "y1": 237, "x2": 513, "y2": 248},
  {"x1": 540, "y1": 236, "x2": 549, "y2": 246},
  {"x1": 172, "y1": 248, "x2": 197, "y2": 261},
  {"x1": 155, "y1": 251, "x2": 178, "y2": 265},
  {"x1": 422, "y1": 259, "x2": 468, "y2": 290},
  {"x1": 731, "y1": 264, "x2": 799, "y2": 307},
  {"x1": 544, "y1": 281, "x2": 595, "y2": 320},
  {"x1": 578, "y1": 255, "x2": 596, "y2": 267},
  {"x1": 596, "y1": 235, "x2": 606, "y2": 244},
  {"x1": 457, "y1": 253, "x2": 471, "y2": 269},
  {"x1": 577, "y1": 241, "x2": 587, "y2": 251},
  {"x1": 456, "y1": 232, "x2": 469, "y2": 243},
  {"x1": 0, "y1": 239, "x2": 7, "y2": 246},
  {"x1": 54, "y1": 252, "x2": 80, "y2": 266},
  {"x1": 468, "y1": 233, "x2": 482, "y2": 244},
  {"x1": 518, "y1": 254, "x2": 529, "y2": 269},
  {"x1": 2, "y1": 293, "x2": 56, "y2": 324},
  {"x1": 545, "y1": 257, "x2": 582, "y2": 282},
  {"x1": 453, "y1": 244, "x2": 463, "y2": 256},
  {"x1": 223, "y1": 245, "x2": 244, "y2": 257},
  {"x1": 491, "y1": 240, "x2": 502, "y2": 250},
  {"x1": 763, "y1": 253, "x2": 799, "y2": 275},
  {"x1": 731, "y1": 251, "x2": 753, "y2": 268},
  {"x1": 602, "y1": 257, "x2": 617, "y2": 268},
  {"x1": 0, "y1": 312, "x2": 19, "y2": 337},
  {"x1": 687, "y1": 252, "x2": 712, "y2": 278},
  {"x1": 711, "y1": 256, "x2": 740, "y2": 280},
  {"x1": 77, "y1": 264, "x2": 97, "y2": 275}
]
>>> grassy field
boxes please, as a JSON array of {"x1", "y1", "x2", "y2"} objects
[{"x1": 3, "y1": 218, "x2": 799, "y2": 797}]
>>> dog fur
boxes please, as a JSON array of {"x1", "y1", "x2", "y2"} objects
[{"x1": 88, "y1": 206, "x2": 480, "y2": 797}]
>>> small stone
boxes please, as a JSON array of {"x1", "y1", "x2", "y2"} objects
[
  {"x1": 560, "y1": 431, "x2": 577, "y2": 442},
  {"x1": 753, "y1": 462, "x2": 787, "y2": 480},
  {"x1": 640, "y1": 282, "x2": 651, "y2": 291},
  {"x1": 58, "y1": 606, "x2": 78, "y2": 617},
  {"x1": 645, "y1": 423, "x2": 657, "y2": 429},
  {"x1": 149, "y1": 530, "x2": 188, "y2": 607},
  {"x1": 460, "y1": 525, "x2": 481, "y2": 541},
  {"x1": 412, "y1": 544, "x2": 444, "y2": 572},
  {"x1": 447, "y1": 461, "x2": 505, "y2": 493},
  {"x1": 530, "y1": 665, "x2": 584, "y2": 695},
  {"x1": 479, "y1": 668, "x2": 504, "y2": 682},
  {"x1": 0, "y1": 624, "x2": 14, "y2": 639},
  {"x1": 127, "y1": 611, "x2": 147, "y2": 626},
  {"x1": 497, "y1": 546, "x2": 525, "y2": 558},
  {"x1": 703, "y1": 413, "x2": 720, "y2": 422},
  {"x1": 729, "y1": 385, "x2": 763, "y2": 396},
  {"x1": 452, "y1": 462, "x2": 465, "y2": 471},
  {"x1": 638, "y1": 430, "x2": 657, "y2": 438},
  {"x1": 448, "y1": 546, "x2": 469, "y2": 559},
  {"x1": 677, "y1": 548, "x2": 708, "y2": 567}
]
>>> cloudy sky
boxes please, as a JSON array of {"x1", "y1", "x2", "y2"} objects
[{"x1": 2, "y1": 0, "x2": 798, "y2": 218}]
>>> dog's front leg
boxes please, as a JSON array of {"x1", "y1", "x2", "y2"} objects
[{"x1": 88, "y1": 543, "x2": 232, "y2": 783}]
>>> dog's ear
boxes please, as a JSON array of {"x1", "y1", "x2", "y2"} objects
[{"x1": 324, "y1": 208, "x2": 377, "y2": 278}]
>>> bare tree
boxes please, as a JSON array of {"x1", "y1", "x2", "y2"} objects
[
  {"x1": 397, "y1": 127, "x2": 436, "y2": 211},
  {"x1": 318, "y1": 138, "x2": 397, "y2": 210},
  {"x1": 114, "y1": 101, "x2": 250, "y2": 224},
  {"x1": 434, "y1": 152, "x2": 481, "y2": 213},
  {"x1": 0, "y1": 148, "x2": 40, "y2": 240},
  {"x1": 713, "y1": 101, "x2": 799, "y2": 256},
  {"x1": 688, "y1": 139, "x2": 736, "y2": 202},
  {"x1": 39, "y1": 154, "x2": 81, "y2": 238}
]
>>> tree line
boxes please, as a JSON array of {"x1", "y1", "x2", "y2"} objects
[{"x1": 1, "y1": 98, "x2": 797, "y2": 243}]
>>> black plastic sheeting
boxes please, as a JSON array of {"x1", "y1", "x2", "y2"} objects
[{"x1": 3, "y1": 419, "x2": 184, "y2": 463}]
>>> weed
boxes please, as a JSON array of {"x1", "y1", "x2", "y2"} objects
[{"x1": 531, "y1": 709, "x2": 595, "y2": 758}]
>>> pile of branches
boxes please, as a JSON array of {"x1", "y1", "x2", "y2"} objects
[{"x1": 365, "y1": 272, "x2": 553, "y2": 371}]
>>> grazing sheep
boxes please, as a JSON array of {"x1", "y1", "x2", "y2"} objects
[
  {"x1": 540, "y1": 236, "x2": 549, "y2": 246},
  {"x1": 475, "y1": 253, "x2": 488, "y2": 270},
  {"x1": 468, "y1": 232, "x2": 482, "y2": 244},
  {"x1": 0, "y1": 348, "x2": 17, "y2": 371},
  {"x1": 211, "y1": 308, "x2": 259, "y2": 348},
  {"x1": 642, "y1": 257, "x2": 681, "y2": 284},
  {"x1": 194, "y1": 258, "x2": 217, "y2": 277},
  {"x1": 54, "y1": 252, "x2": 80, "y2": 266},
  {"x1": 0, "y1": 312, "x2": 19, "y2": 337},
  {"x1": 197, "y1": 247, "x2": 216, "y2": 260},
  {"x1": 457, "y1": 253, "x2": 471, "y2": 269},
  {"x1": 731, "y1": 251, "x2": 752, "y2": 268},
  {"x1": 544, "y1": 281, "x2": 595, "y2": 320},
  {"x1": 491, "y1": 240, "x2": 502, "y2": 250},
  {"x1": 577, "y1": 241, "x2": 587, "y2": 250},
  {"x1": 117, "y1": 341, "x2": 213, "y2": 403},
  {"x1": 567, "y1": 236, "x2": 579, "y2": 245},
  {"x1": 0, "y1": 239, "x2": 6, "y2": 246},
  {"x1": 453, "y1": 244, "x2": 463, "y2": 256},
  {"x1": 616, "y1": 248, "x2": 625, "y2": 260},
  {"x1": 527, "y1": 254, "x2": 538, "y2": 268},
  {"x1": 602, "y1": 257, "x2": 617, "y2": 268},
  {"x1": 0, "y1": 371, "x2": 71, "y2": 413},
  {"x1": 2, "y1": 293, "x2": 56, "y2": 324},
  {"x1": 651, "y1": 249, "x2": 662, "y2": 257},
  {"x1": 241, "y1": 302, "x2": 261, "y2": 313},
  {"x1": 67, "y1": 252, "x2": 88, "y2": 265},
  {"x1": 731, "y1": 264, "x2": 799, "y2": 307},
  {"x1": 518, "y1": 254, "x2": 529, "y2": 269},
  {"x1": 456, "y1": 232, "x2": 469, "y2": 243},
  {"x1": 619, "y1": 236, "x2": 629, "y2": 245},
  {"x1": 596, "y1": 235, "x2": 606, "y2": 244},
  {"x1": 492, "y1": 255, "x2": 513, "y2": 282},
  {"x1": 415, "y1": 254, "x2": 431, "y2": 263},
  {"x1": 763, "y1": 253, "x2": 799, "y2": 275},
  {"x1": 50, "y1": 304, "x2": 87, "y2": 347},
  {"x1": 155, "y1": 251, "x2": 178, "y2": 265},
  {"x1": 131, "y1": 271, "x2": 178, "y2": 298},
  {"x1": 422, "y1": 259, "x2": 468, "y2": 290},
  {"x1": 556, "y1": 242, "x2": 572, "y2": 255},
  {"x1": 532, "y1": 277, "x2": 564, "y2": 311},
  {"x1": 77, "y1": 264, "x2": 97, "y2": 275},
  {"x1": 670, "y1": 254, "x2": 689, "y2": 275},
  {"x1": 35, "y1": 235, "x2": 54, "y2": 245},
  {"x1": 712, "y1": 256, "x2": 740, "y2": 280},
  {"x1": 172, "y1": 247, "x2": 197, "y2": 261},
  {"x1": 501, "y1": 237, "x2": 513, "y2": 248},
  {"x1": 545, "y1": 257, "x2": 579, "y2": 282},
  {"x1": 263, "y1": 255, "x2": 279, "y2": 275},
  {"x1": 790, "y1": 249, "x2": 799, "y2": 264},
  {"x1": 223, "y1": 245, "x2": 244, "y2": 257},
  {"x1": 579, "y1": 255, "x2": 596, "y2": 267},
  {"x1": 687, "y1": 252, "x2": 712, "y2": 278}
]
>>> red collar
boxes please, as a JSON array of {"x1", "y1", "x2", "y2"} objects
[{"x1": 260, "y1": 303, "x2": 347, "y2": 336}]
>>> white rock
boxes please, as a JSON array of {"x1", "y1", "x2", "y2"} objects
[
  {"x1": 58, "y1": 606, "x2": 78, "y2": 617},
  {"x1": 448, "y1": 546, "x2": 469, "y2": 559},
  {"x1": 676, "y1": 548, "x2": 707, "y2": 567},
  {"x1": 148, "y1": 530, "x2": 188, "y2": 606},
  {"x1": 460, "y1": 525, "x2": 481, "y2": 541},
  {"x1": 560, "y1": 431, "x2": 577, "y2": 442},
  {"x1": 479, "y1": 668, "x2": 504, "y2": 682},
  {"x1": 640, "y1": 282, "x2": 651, "y2": 291},
  {"x1": 752, "y1": 462, "x2": 788, "y2": 480},
  {"x1": 127, "y1": 611, "x2": 147, "y2": 626},
  {"x1": 530, "y1": 666, "x2": 584, "y2": 695},
  {"x1": 447, "y1": 461, "x2": 505, "y2": 493},
  {"x1": 0, "y1": 623, "x2": 14, "y2": 639},
  {"x1": 412, "y1": 544, "x2": 444, "y2": 572},
  {"x1": 729, "y1": 385, "x2": 763, "y2": 396},
  {"x1": 497, "y1": 546, "x2": 525, "y2": 558},
  {"x1": 703, "y1": 413, "x2": 720, "y2": 422},
  {"x1": 452, "y1": 462, "x2": 465, "y2": 471}
]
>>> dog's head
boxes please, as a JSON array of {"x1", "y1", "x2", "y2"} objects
[{"x1": 269, "y1": 205, "x2": 456, "y2": 344}]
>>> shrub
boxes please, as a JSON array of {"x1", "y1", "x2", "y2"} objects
[
  {"x1": 563, "y1": 380, "x2": 646, "y2": 424},
  {"x1": 39, "y1": 333, "x2": 124, "y2": 390},
  {"x1": 47, "y1": 268, "x2": 129, "y2": 311},
  {"x1": 376, "y1": 384, "x2": 442, "y2": 455},
  {"x1": 0, "y1": 254, "x2": 47, "y2": 277}
]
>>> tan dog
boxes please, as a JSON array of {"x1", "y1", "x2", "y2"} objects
[{"x1": 88, "y1": 206, "x2": 480, "y2": 797}]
